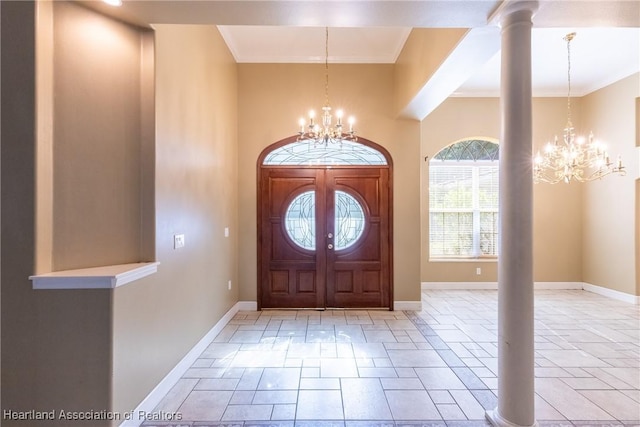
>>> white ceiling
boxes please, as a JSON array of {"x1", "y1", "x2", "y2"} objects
[
  {"x1": 218, "y1": 25, "x2": 640, "y2": 97},
  {"x1": 83, "y1": 0, "x2": 640, "y2": 99},
  {"x1": 455, "y1": 27, "x2": 640, "y2": 97},
  {"x1": 217, "y1": 26, "x2": 412, "y2": 64}
]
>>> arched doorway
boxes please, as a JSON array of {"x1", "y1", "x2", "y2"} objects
[{"x1": 257, "y1": 136, "x2": 393, "y2": 310}]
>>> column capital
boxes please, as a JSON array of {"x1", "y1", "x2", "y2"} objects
[{"x1": 488, "y1": 0, "x2": 539, "y2": 27}]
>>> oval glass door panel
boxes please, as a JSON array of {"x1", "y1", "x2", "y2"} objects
[
  {"x1": 285, "y1": 191, "x2": 316, "y2": 250},
  {"x1": 335, "y1": 190, "x2": 366, "y2": 250}
]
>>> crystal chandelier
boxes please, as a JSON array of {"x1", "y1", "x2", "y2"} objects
[
  {"x1": 297, "y1": 27, "x2": 357, "y2": 146},
  {"x1": 533, "y1": 32, "x2": 626, "y2": 184}
]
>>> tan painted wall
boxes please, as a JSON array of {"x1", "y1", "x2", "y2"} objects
[
  {"x1": 421, "y1": 97, "x2": 583, "y2": 283},
  {"x1": 532, "y1": 98, "x2": 585, "y2": 283},
  {"x1": 51, "y1": 1, "x2": 152, "y2": 270},
  {"x1": 394, "y1": 28, "x2": 467, "y2": 115},
  {"x1": 237, "y1": 64, "x2": 422, "y2": 304},
  {"x1": 3, "y1": 4, "x2": 239, "y2": 424},
  {"x1": 581, "y1": 73, "x2": 639, "y2": 296},
  {"x1": 2, "y1": 2, "x2": 113, "y2": 425},
  {"x1": 112, "y1": 24, "x2": 239, "y2": 417}
]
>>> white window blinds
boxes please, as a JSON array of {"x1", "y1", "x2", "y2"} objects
[{"x1": 429, "y1": 147, "x2": 499, "y2": 259}]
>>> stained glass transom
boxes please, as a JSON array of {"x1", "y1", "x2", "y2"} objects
[
  {"x1": 263, "y1": 140, "x2": 387, "y2": 166},
  {"x1": 433, "y1": 139, "x2": 499, "y2": 162},
  {"x1": 335, "y1": 191, "x2": 366, "y2": 250},
  {"x1": 285, "y1": 191, "x2": 316, "y2": 250}
]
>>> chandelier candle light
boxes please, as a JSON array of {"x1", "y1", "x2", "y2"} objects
[
  {"x1": 533, "y1": 32, "x2": 625, "y2": 184},
  {"x1": 297, "y1": 27, "x2": 357, "y2": 146}
]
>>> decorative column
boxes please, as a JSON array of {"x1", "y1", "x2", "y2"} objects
[{"x1": 486, "y1": 2, "x2": 539, "y2": 427}]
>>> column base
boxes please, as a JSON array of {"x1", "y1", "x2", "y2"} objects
[{"x1": 486, "y1": 409, "x2": 538, "y2": 427}]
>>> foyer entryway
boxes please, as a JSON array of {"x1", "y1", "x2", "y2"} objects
[
  {"x1": 145, "y1": 289, "x2": 640, "y2": 425},
  {"x1": 257, "y1": 137, "x2": 393, "y2": 310}
]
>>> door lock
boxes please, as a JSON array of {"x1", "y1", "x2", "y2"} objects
[{"x1": 327, "y1": 233, "x2": 333, "y2": 239}]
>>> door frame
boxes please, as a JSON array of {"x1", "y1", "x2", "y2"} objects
[{"x1": 257, "y1": 135, "x2": 394, "y2": 310}]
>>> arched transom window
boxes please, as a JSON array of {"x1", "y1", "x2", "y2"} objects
[
  {"x1": 262, "y1": 140, "x2": 388, "y2": 166},
  {"x1": 429, "y1": 139, "x2": 499, "y2": 259}
]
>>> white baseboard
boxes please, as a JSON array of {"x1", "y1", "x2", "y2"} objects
[
  {"x1": 422, "y1": 281, "x2": 584, "y2": 290},
  {"x1": 583, "y1": 282, "x2": 640, "y2": 304},
  {"x1": 422, "y1": 282, "x2": 498, "y2": 290},
  {"x1": 237, "y1": 300, "x2": 258, "y2": 311},
  {"x1": 422, "y1": 281, "x2": 638, "y2": 304},
  {"x1": 394, "y1": 301, "x2": 422, "y2": 311},
  {"x1": 535, "y1": 281, "x2": 584, "y2": 290},
  {"x1": 120, "y1": 301, "x2": 249, "y2": 427}
]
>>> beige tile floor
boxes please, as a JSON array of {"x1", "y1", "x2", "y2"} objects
[{"x1": 144, "y1": 290, "x2": 640, "y2": 427}]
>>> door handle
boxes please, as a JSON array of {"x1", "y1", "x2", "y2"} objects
[{"x1": 327, "y1": 243, "x2": 334, "y2": 250}]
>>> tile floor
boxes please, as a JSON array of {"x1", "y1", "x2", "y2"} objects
[{"x1": 144, "y1": 290, "x2": 640, "y2": 427}]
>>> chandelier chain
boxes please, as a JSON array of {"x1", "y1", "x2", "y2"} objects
[
  {"x1": 325, "y1": 27, "x2": 330, "y2": 107},
  {"x1": 564, "y1": 32, "x2": 574, "y2": 126}
]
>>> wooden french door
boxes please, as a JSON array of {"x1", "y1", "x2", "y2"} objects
[{"x1": 258, "y1": 166, "x2": 392, "y2": 309}]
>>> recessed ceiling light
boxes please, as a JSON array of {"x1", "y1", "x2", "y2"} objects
[{"x1": 103, "y1": 0, "x2": 122, "y2": 6}]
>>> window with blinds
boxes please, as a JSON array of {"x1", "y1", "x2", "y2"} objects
[{"x1": 429, "y1": 139, "x2": 499, "y2": 259}]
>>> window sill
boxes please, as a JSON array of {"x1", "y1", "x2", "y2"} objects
[
  {"x1": 429, "y1": 258, "x2": 497, "y2": 263},
  {"x1": 30, "y1": 262, "x2": 159, "y2": 290}
]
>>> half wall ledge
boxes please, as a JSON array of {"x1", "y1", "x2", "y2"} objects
[{"x1": 29, "y1": 262, "x2": 160, "y2": 290}]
